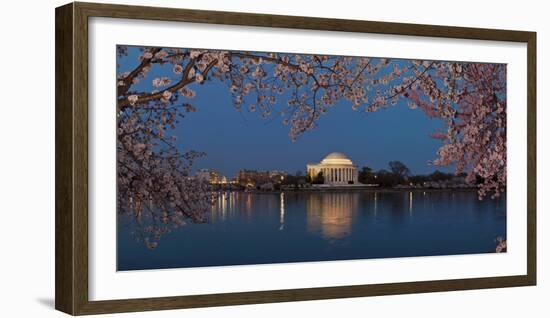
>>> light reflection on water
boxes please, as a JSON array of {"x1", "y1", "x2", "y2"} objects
[
  {"x1": 118, "y1": 190, "x2": 506, "y2": 271},
  {"x1": 279, "y1": 193, "x2": 285, "y2": 231},
  {"x1": 305, "y1": 192, "x2": 357, "y2": 240}
]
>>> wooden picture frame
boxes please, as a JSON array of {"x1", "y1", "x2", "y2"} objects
[{"x1": 55, "y1": 2, "x2": 536, "y2": 315}]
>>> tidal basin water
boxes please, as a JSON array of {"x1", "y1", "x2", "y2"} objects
[{"x1": 117, "y1": 191, "x2": 506, "y2": 271}]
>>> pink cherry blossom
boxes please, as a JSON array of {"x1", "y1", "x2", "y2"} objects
[
  {"x1": 127, "y1": 95, "x2": 138, "y2": 105},
  {"x1": 173, "y1": 64, "x2": 183, "y2": 74},
  {"x1": 152, "y1": 77, "x2": 171, "y2": 88},
  {"x1": 161, "y1": 90, "x2": 172, "y2": 101}
]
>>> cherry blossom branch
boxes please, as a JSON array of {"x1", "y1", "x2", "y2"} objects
[
  {"x1": 117, "y1": 47, "x2": 162, "y2": 97},
  {"x1": 118, "y1": 56, "x2": 219, "y2": 111}
]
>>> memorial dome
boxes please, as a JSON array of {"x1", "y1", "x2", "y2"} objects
[{"x1": 321, "y1": 152, "x2": 353, "y2": 165}]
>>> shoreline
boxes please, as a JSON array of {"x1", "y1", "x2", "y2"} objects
[{"x1": 213, "y1": 187, "x2": 479, "y2": 194}]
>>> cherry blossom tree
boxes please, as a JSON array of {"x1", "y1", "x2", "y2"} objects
[
  {"x1": 117, "y1": 45, "x2": 506, "y2": 248},
  {"x1": 387, "y1": 61, "x2": 507, "y2": 199}
]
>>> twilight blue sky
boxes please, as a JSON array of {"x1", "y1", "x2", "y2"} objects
[{"x1": 118, "y1": 47, "x2": 453, "y2": 178}]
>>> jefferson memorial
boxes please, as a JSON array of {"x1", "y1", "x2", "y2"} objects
[{"x1": 307, "y1": 152, "x2": 359, "y2": 185}]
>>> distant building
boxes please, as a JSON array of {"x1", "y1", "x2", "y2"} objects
[
  {"x1": 236, "y1": 169, "x2": 270, "y2": 186},
  {"x1": 236, "y1": 169, "x2": 288, "y2": 186},
  {"x1": 269, "y1": 170, "x2": 287, "y2": 183},
  {"x1": 195, "y1": 169, "x2": 222, "y2": 184},
  {"x1": 307, "y1": 152, "x2": 358, "y2": 185}
]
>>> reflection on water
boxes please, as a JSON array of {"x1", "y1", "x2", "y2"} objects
[
  {"x1": 211, "y1": 191, "x2": 422, "y2": 239},
  {"x1": 306, "y1": 193, "x2": 358, "y2": 239},
  {"x1": 409, "y1": 192, "x2": 413, "y2": 215},
  {"x1": 211, "y1": 191, "x2": 359, "y2": 239},
  {"x1": 118, "y1": 190, "x2": 506, "y2": 270},
  {"x1": 280, "y1": 193, "x2": 285, "y2": 230}
]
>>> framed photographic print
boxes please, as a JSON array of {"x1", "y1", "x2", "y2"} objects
[{"x1": 55, "y1": 2, "x2": 536, "y2": 315}]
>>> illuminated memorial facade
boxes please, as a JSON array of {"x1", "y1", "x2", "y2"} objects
[{"x1": 306, "y1": 152, "x2": 359, "y2": 185}]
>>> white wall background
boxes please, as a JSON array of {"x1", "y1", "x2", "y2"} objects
[{"x1": 0, "y1": 0, "x2": 547, "y2": 316}]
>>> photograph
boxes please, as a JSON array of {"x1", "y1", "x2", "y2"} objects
[{"x1": 116, "y1": 45, "x2": 507, "y2": 271}]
